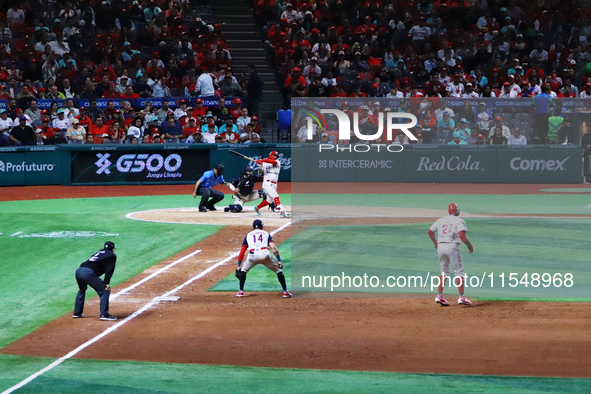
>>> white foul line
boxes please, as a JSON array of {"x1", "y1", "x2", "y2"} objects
[
  {"x1": 111, "y1": 249, "x2": 201, "y2": 300},
  {"x1": 2, "y1": 221, "x2": 291, "y2": 394}
]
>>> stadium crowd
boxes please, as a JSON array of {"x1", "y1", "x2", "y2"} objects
[
  {"x1": 255, "y1": 0, "x2": 591, "y2": 144},
  {"x1": 0, "y1": 1, "x2": 264, "y2": 146}
]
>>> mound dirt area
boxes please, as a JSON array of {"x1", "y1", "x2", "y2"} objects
[{"x1": 128, "y1": 206, "x2": 292, "y2": 227}]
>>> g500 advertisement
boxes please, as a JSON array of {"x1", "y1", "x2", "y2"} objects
[{"x1": 71, "y1": 148, "x2": 210, "y2": 184}]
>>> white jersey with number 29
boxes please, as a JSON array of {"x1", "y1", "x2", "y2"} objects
[{"x1": 429, "y1": 215, "x2": 467, "y2": 244}]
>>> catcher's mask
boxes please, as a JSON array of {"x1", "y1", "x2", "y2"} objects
[
  {"x1": 448, "y1": 203, "x2": 460, "y2": 216},
  {"x1": 253, "y1": 219, "x2": 263, "y2": 229},
  {"x1": 244, "y1": 165, "x2": 254, "y2": 176},
  {"x1": 214, "y1": 163, "x2": 225, "y2": 175}
]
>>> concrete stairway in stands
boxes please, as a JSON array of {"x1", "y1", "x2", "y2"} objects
[{"x1": 209, "y1": 0, "x2": 284, "y2": 142}]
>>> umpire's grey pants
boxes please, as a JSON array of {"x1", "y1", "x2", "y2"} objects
[{"x1": 74, "y1": 267, "x2": 110, "y2": 316}]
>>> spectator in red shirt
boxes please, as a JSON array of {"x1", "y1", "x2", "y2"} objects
[
  {"x1": 182, "y1": 117, "x2": 199, "y2": 138},
  {"x1": 102, "y1": 83, "x2": 121, "y2": 99},
  {"x1": 284, "y1": 67, "x2": 306, "y2": 88},
  {"x1": 121, "y1": 85, "x2": 140, "y2": 99},
  {"x1": 89, "y1": 116, "x2": 109, "y2": 144},
  {"x1": 75, "y1": 107, "x2": 91, "y2": 129},
  {"x1": 193, "y1": 99, "x2": 206, "y2": 117}
]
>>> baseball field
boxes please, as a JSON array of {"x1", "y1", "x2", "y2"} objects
[{"x1": 1, "y1": 183, "x2": 590, "y2": 393}]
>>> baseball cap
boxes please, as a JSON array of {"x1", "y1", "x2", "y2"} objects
[
  {"x1": 361, "y1": 105, "x2": 369, "y2": 110},
  {"x1": 101, "y1": 133, "x2": 109, "y2": 138},
  {"x1": 252, "y1": 116, "x2": 258, "y2": 120},
  {"x1": 479, "y1": 102, "x2": 486, "y2": 106},
  {"x1": 251, "y1": 133, "x2": 260, "y2": 137},
  {"x1": 466, "y1": 82, "x2": 472, "y2": 87},
  {"x1": 57, "y1": 109, "x2": 65, "y2": 114},
  {"x1": 460, "y1": 118, "x2": 467, "y2": 122},
  {"x1": 35, "y1": 128, "x2": 42, "y2": 133},
  {"x1": 443, "y1": 111, "x2": 450, "y2": 115},
  {"x1": 503, "y1": 82, "x2": 511, "y2": 86},
  {"x1": 196, "y1": 98, "x2": 203, "y2": 104},
  {"x1": 72, "y1": 118, "x2": 79, "y2": 124},
  {"x1": 0, "y1": 109, "x2": 6, "y2": 114},
  {"x1": 477, "y1": 134, "x2": 485, "y2": 139},
  {"x1": 104, "y1": 241, "x2": 115, "y2": 250},
  {"x1": 321, "y1": 132, "x2": 328, "y2": 137},
  {"x1": 453, "y1": 131, "x2": 460, "y2": 138},
  {"x1": 496, "y1": 116, "x2": 503, "y2": 121},
  {"x1": 188, "y1": 117, "x2": 196, "y2": 122},
  {"x1": 153, "y1": 133, "x2": 160, "y2": 138},
  {"x1": 292, "y1": 67, "x2": 301, "y2": 72}
]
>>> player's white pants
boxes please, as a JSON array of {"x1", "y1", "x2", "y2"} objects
[
  {"x1": 262, "y1": 180, "x2": 284, "y2": 212},
  {"x1": 232, "y1": 191, "x2": 260, "y2": 206},
  {"x1": 241, "y1": 248, "x2": 282, "y2": 274},
  {"x1": 437, "y1": 242, "x2": 465, "y2": 277}
]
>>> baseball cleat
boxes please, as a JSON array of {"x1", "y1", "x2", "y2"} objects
[
  {"x1": 72, "y1": 314, "x2": 84, "y2": 318},
  {"x1": 236, "y1": 290, "x2": 245, "y2": 297},
  {"x1": 207, "y1": 206, "x2": 217, "y2": 211},
  {"x1": 283, "y1": 291, "x2": 293, "y2": 298},
  {"x1": 224, "y1": 207, "x2": 230, "y2": 212},
  {"x1": 254, "y1": 206, "x2": 261, "y2": 216},
  {"x1": 280, "y1": 211, "x2": 291, "y2": 218},
  {"x1": 100, "y1": 314, "x2": 117, "y2": 321},
  {"x1": 199, "y1": 206, "x2": 207, "y2": 212},
  {"x1": 458, "y1": 296, "x2": 472, "y2": 305},
  {"x1": 435, "y1": 295, "x2": 449, "y2": 306}
]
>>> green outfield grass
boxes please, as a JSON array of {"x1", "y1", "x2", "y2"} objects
[
  {"x1": 0, "y1": 355, "x2": 589, "y2": 394},
  {"x1": 290, "y1": 219, "x2": 591, "y2": 299},
  {"x1": 291, "y1": 194, "x2": 591, "y2": 215}
]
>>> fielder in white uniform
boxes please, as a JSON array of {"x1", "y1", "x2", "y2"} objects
[
  {"x1": 428, "y1": 203, "x2": 474, "y2": 306},
  {"x1": 254, "y1": 151, "x2": 291, "y2": 218},
  {"x1": 235, "y1": 219, "x2": 292, "y2": 298}
]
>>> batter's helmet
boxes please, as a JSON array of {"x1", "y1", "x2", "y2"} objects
[
  {"x1": 214, "y1": 163, "x2": 225, "y2": 175},
  {"x1": 269, "y1": 151, "x2": 279, "y2": 160},
  {"x1": 104, "y1": 241, "x2": 115, "y2": 250},
  {"x1": 253, "y1": 219, "x2": 263, "y2": 229},
  {"x1": 448, "y1": 203, "x2": 460, "y2": 216}
]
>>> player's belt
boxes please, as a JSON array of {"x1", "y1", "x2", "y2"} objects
[
  {"x1": 265, "y1": 180, "x2": 277, "y2": 184},
  {"x1": 249, "y1": 247, "x2": 267, "y2": 253}
]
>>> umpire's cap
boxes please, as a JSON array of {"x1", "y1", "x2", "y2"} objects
[
  {"x1": 104, "y1": 241, "x2": 116, "y2": 250},
  {"x1": 253, "y1": 219, "x2": 263, "y2": 229},
  {"x1": 214, "y1": 163, "x2": 225, "y2": 175}
]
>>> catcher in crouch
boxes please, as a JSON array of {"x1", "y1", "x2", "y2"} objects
[
  {"x1": 224, "y1": 166, "x2": 273, "y2": 213},
  {"x1": 254, "y1": 151, "x2": 291, "y2": 218}
]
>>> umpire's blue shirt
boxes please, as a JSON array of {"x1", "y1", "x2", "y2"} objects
[{"x1": 200, "y1": 170, "x2": 225, "y2": 188}]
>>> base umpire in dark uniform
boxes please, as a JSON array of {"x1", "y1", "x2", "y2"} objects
[
  {"x1": 224, "y1": 166, "x2": 274, "y2": 213},
  {"x1": 73, "y1": 241, "x2": 118, "y2": 321}
]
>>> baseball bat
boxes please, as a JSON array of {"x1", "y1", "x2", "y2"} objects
[{"x1": 228, "y1": 149, "x2": 256, "y2": 162}]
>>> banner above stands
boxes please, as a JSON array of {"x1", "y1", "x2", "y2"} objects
[
  {"x1": 0, "y1": 97, "x2": 242, "y2": 110},
  {"x1": 292, "y1": 97, "x2": 591, "y2": 110}
]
